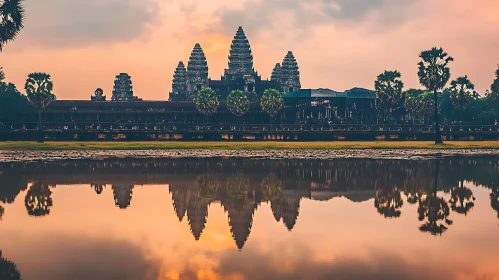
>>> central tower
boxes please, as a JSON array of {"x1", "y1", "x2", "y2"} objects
[{"x1": 223, "y1": 26, "x2": 256, "y2": 80}]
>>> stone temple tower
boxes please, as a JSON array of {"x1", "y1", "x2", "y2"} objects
[
  {"x1": 170, "y1": 61, "x2": 188, "y2": 101},
  {"x1": 223, "y1": 26, "x2": 256, "y2": 80},
  {"x1": 187, "y1": 43, "x2": 209, "y2": 99},
  {"x1": 280, "y1": 51, "x2": 301, "y2": 93},
  {"x1": 112, "y1": 73, "x2": 134, "y2": 101},
  {"x1": 270, "y1": 63, "x2": 282, "y2": 84}
]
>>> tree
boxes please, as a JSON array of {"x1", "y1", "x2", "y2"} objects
[
  {"x1": 489, "y1": 64, "x2": 499, "y2": 102},
  {"x1": 261, "y1": 89, "x2": 283, "y2": 127},
  {"x1": 195, "y1": 87, "x2": 219, "y2": 118},
  {"x1": 25, "y1": 72, "x2": 55, "y2": 143},
  {"x1": 0, "y1": 0, "x2": 25, "y2": 51},
  {"x1": 0, "y1": 68, "x2": 4, "y2": 81},
  {"x1": 418, "y1": 47, "x2": 454, "y2": 144},
  {"x1": 404, "y1": 89, "x2": 426, "y2": 123},
  {"x1": 0, "y1": 76, "x2": 29, "y2": 122},
  {"x1": 374, "y1": 70, "x2": 404, "y2": 125},
  {"x1": 449, "y1": 75, "x2": 474, "y2": 122},
  {"x1": 227, "y1": 89, "x2": 250, "y2": 118}
]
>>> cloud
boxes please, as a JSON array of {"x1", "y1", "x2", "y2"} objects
[
  {"x1": 6, "y1": 234, "x2": 162, "y2": 280},
  {"x1": 214, "y1": 0, "x2": 416, "y2": 35},
  {"x1": 21, "y1": 0, "x2": 160, "y2": 47},
  {"x1": 206, "y1": 246, "x2": 460, "y2": 280}
]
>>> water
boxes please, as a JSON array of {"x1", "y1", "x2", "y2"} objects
[{"x1": 1, "y1": 157, "x2": 499, "y2": 280}]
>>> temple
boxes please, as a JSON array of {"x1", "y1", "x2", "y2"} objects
[{"x1": 169, "y1": 26, "x2": 296, "y2": 102}]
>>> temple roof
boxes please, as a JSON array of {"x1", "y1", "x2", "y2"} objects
[
  {"x1": 283, "y1": 88, "x2": 375, "y2": 99},
  {"x1": 270, "y1": 63, "x2": 281, "y2": 82},
  {"x1": 187, "y1": 43, "x2": 208, "y2": 79},
  {"x1": 225, "y1": 26, "x2": 255, "y2": 78}
]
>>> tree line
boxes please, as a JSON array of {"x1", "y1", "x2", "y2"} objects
[
  {"x1": 194, "y1": 88, "x2": 284, "y2": 122},
  {"x1": 375, "y1": 48, "x2": 499, "y2": 143}
]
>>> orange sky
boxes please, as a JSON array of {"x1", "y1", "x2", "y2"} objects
[{"x1": 0, "y1": 0, "x2": 498, "y2": 100}]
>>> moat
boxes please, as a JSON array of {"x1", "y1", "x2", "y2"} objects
[{"x1": 1, "y1": 156, "x2": 499, "y2": 279}]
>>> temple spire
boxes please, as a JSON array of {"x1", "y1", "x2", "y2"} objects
[
  {"x1": 223, "y1": 26, "x2": 255, "y2": 80},
  {"x1": 170, "y1": 61, "x2": 188, "y2": 101},
  {"x1": 187, "y1": 43, "x2": 209, "y2": 99},
  {"x1": 270, "y1": 63, "x2": 281, "y2": 83},
  {"x1": 280, "y1": 51, "x2": 301, "y2": 93}
]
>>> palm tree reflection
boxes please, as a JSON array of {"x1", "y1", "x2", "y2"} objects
[
  {"x1": 417, "y1": 161, "x2": 453, "y2": 236},
  {"x1": 374, "y1": 187, "x2": 404, "y2": 218},
  {"x1": 0, "y1": 251, "x2": 21, "y2": 280},
  {"x1": 24, "y1": 181, "x2": 53, "y2": 217}
]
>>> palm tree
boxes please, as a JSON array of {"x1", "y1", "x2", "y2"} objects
[
  {"x1": 0, "y1": 0, "x2": 25, "y2": 51},
  {"x1": 25, "y1": 72, "x2": 55, "y2": 143},
  {"x1": 195, "y1": 87, "x2": 219, "y2": 119},
  {"x1": 489, "y1": 64, "x2": 499, "y2": 102},
  {"x1": 0, "y1": 67, "x2": 4, "y2": 81},
  {"x1": 404, "y1": 90, "x2": 424, "y2": 124},
  {"x1": 449, "y1": 75, "x2": 474, "y2": 123},
  {"x1": 417, "y1": 47, "x2": 454, "y2": 144},
  {"x1": 260, "y1": 88, "x2": 283, "y2": 128},
  {"x1": 374, "y1": 70, "x2": 404, "y2": 127},
  {"x1": 227, "y1": 89, "x2": 250, "y2": 122}
]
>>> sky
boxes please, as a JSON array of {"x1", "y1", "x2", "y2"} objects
[{"x1": 0, "y1": 0, "x2": 498, "y2": 100}]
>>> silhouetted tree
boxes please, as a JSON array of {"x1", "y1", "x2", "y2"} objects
[
  {"x1": 195, "y1": 87, "x2": 219, "y2": 117},
  {"x1": 261, "y1": 88, "x2": 283, "y2": 127},
  {"x1": 25, "y1": 72, "x2": 55, "y2": 143},
  {"x1": 0, "y1": 250, "x2": 21, "y2": 280},
  {"x1": 24, "y1": 181, "x2": 53, "y2": 217},
  {"x1": 418, "y1": 47, "x2": 454, "y2": 144},
  {"x1": 374, "y1": 187, "x2": 404, "y2": 218},
  {"x1": 0, "y1": 68, "x2": 4, "y2": 81},
  {"x1": 449, "y1": 183, "x2": 475, "y2": 215},
  {"x1": 489, "y1": 64, "x2": 499, "y2": 102},
  {"x1": 0, "y1": 73, "x2": 29, "y2": 122},
  {"x1": 227, "y1": 90, "x2": 250, "y2": 119},
  {"x1": 490, "y1": 187, "x2": 499, "y2": 219},
  {"x1": 0, "y1": 0, "x2": 25, "y2": 51},
  {"x1": 91, "y1": 184, "x2": 105, "y2": 195},
  {"x1": 449, "y1": 76, "x2": 474, "y2": 122},
  {"x1": 375, "y1": 70, "x2": 404, "y2": 125}
]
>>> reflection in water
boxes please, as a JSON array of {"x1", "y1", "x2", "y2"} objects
[
  {"x1": 0, "y1": 250, "x2": 21, "y2": 280},
  {"x1": 1, "y1": 157, "x2": 499, "y2": 279},
  {"x1": 24, "y1": 181, "x2": 53, "y2": 217},
  {"x1": 1, "y1": 158, "x2": 499, "y2": 248}
]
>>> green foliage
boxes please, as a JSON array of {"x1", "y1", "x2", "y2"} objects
[
  {"x1": 420, "y1": 91, "x2": 435, "y2": 114},
  {"x1": 418, "y1": 47, "x2": 454, "y2": 92},
  {"x1": 195, "y1": 87, "x2": 219, "y2": 116},
  {"x1": 227, "y1": 90, "x2": 250, "y2": 117},
  {"x1": 0, "y1": 76, "x2": 29, "y2": 121},
  {"x1": 489, "y1": 64, "x2": 499, "y2": 102},
  {"x1": 25, "y1": 72, "x2": 54, "y2": 109},
  {"x1": 260, "y1": 88, "x2": 283, "y2": 117},
  {"x1": 0, "y1": 0, "x2": 25, "y2": 51},
  {"x1": 449, "y1": 76, "x2": 474, "y2": 120},
  {"x1": 374, "y1": 70, "x2": 404, "y2": 110}
]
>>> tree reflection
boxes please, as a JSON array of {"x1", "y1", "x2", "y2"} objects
[
  {"x1": 0, "y1": 251, "x2": 21, "y2": 280},
  {"x1": 92, "y1": 184, "x2": 105, "y2": 195},
  {"x1": 24, "y1": 181, "x2": 53, "y2": 217},
  {"x1": 490, "y1": 187, "x2": 499, "y2": 219},
  {"x1": 374, "y1": 187, "x2": 404, "y2": 218},
  {"x1": 417, "y1": 161, "x2": 453, "y2": 236},
  {"x1": 449, "y1": 183, "x2": 475, "y2": 215}
]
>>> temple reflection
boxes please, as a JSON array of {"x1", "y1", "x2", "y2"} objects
[{"x1": 1, "y1": 157, "x2": 499, "y2": 249}]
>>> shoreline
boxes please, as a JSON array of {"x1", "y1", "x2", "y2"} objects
[{"x1": 1, "y1": 141, "x2": 499, "y2": 150}]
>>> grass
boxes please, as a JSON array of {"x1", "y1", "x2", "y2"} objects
[{"x1": 0, "y1": 141, "x2": 499, "y2": 150}]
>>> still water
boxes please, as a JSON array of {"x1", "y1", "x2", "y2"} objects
[{"x1": 1, "y1": 157, "x2": 499, "y2": 280}]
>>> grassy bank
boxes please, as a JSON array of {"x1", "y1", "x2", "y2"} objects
[{"x1": 1, "y1": 141, "x2": 499, "y2": 150}]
